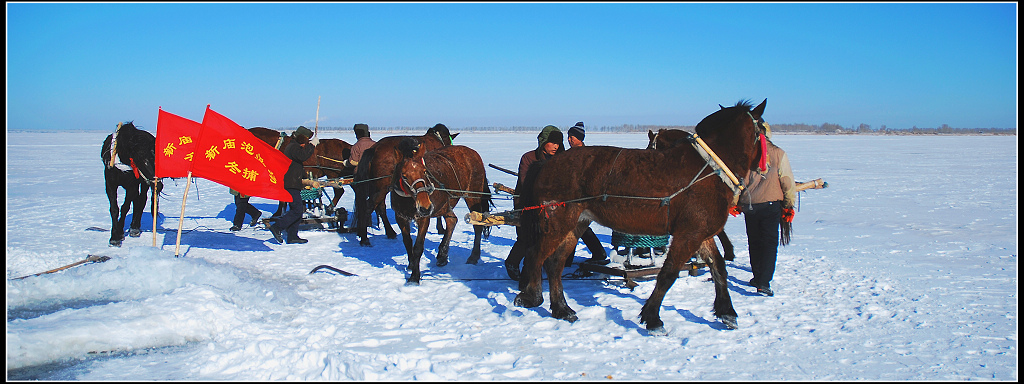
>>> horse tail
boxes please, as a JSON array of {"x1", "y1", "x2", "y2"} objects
[
  {"x1": 482, "y1": 177, "x2": 494, "y2": 212},
  {"x1": 780, "y1": 220, "x2": 792, "y2": 246},
  {"x1": 353, "y1": 146, "x2": 377, "y2": 227},
  {"x1": 517, "y1": 159, "x2": 547, "y2": 240}
]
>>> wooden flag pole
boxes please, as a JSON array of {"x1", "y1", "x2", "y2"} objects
[
  {"x1": 314, "y1": 95, "x2": 321, "y2": 137},
  {"x1": 174, "y1": 171, "x2": 193, "y2": 257},
  {"x1": 153, "y1": 183, "x2": 159, "y2": 247}
]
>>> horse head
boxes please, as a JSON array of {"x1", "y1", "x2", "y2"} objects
[
  {"x1": 427, "y1": 123, "x2": 458, "y2": 146},
  {"x1": 394, "y1": 137, "x2": 435, "y2": 218},
  {"x1": 694, "y1": 99, "x2": 769, "y2": 177},
  {"x1": 114, "y1": 121, "x2": 161, "y2": 187},
  {"x1": 647, "y1": 128, "x2": 691, "y2": 150}
]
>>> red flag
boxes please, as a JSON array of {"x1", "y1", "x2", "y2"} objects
[
  {"x1": 155, "y1": 109, "x2": 202, "y2": 178},
  {"x1": 191, "y1": 106, "x2": 292, "y2": 201}
]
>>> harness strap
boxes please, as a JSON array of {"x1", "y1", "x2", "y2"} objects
[
  {"x1": 687, "y1": 132, "x2": 743, "y2": 206},
  {"x1": 275, "y1": 132, "x2": 286, "y2": 150}
]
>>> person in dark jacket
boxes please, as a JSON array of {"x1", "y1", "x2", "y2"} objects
[
  {"x1": 565, "y1": 122, "x2": 609, "y2": 266},
  {"x1": 504, "y1": 125, "x2": 565, "y2": 280},
  {"x1": 269, "y1": 126, "x2": 317, "y2": 244}
]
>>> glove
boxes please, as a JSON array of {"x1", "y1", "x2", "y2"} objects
[
  {"x1": 310, "y1": 137, "x2": 320, "y2": 146},
  {"x1": 781, "y1": 207, "x2": 795, "y2": 223},
  {"x1": 728, "y1": 205, "x2": 742, "y2": 217}
]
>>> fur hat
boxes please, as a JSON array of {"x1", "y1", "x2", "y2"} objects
[
  {"x1": 294, "y1": 126, "x2": 313, "y2": 139},
  {"x1": 567, "y1": 122, "x2": 585, "y2": 142},
  {"x1": 353, "y1": 123, "x2": 370, "y2": 138},
  {"x1": 537, "y1": 125, "x2": 563, "y2": 148}
]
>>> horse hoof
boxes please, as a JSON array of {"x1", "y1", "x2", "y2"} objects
[
  {"x1": 466, "y1": 257, "x2": 480, "y2": 265},
  {"x1": 128, "y1": 228, "x2": 142, "y2": 237},
  {"x1": 404, "y1": 279, "x2": 420, "y2": 286},
  {"x1": 359, "y1": 239, "x2": 372, "y2": 247},
  {"x1": 386, "y1": 233, "x2": 398, "y2": 239},
  {"x1": 504, "y1": 261, "x2": 520, "y2": 281},
  {"x1": 436, "y1": 259, "x2": 449, "y2": 267},
  {"x1": 513, "y1": 293, "x2": 542, "y2": 308},
  {"x1": 109, "y1": 240, "x2": 122, "y2": 247},
  {"x1": 555, "y1": 311, "x2": 579, "y2": 323},
  {"x1": 646, "y1": 326, "x2": 669, "y2": 336},
  {"x1": 720, "y1": 315, "x2": 739, "y2": 330}
]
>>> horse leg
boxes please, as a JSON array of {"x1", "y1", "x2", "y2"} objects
[
  {"x1": 468, "y1": 223, "x2": 484, "y2": 265},
  {"x1": 370, "y1": 185, "x2": 398, "y2": 239},
  {"x1": 639, "y1": 235, "x2": 699, "y2": 335},
  {"x1": 514, "y1": 214, "x2": 575, "y2": 309},
  {"x1": 699, "y1": 237, "x2": 739, "y2": 329},
  {"x1": 118, "y1": 182, "x2": 139, "y2": 237},
  {"x1": 718, "y1": 231, "x2": 736, "y2": 261},
  {"x1": 395, "y1": 214, "x2": 415, "y2": 262},
  {"x1": 128, "y1": 182, "x2": 148, "y2": 237},
  {"x1": 406, "y1": 217, "x2": 431, "y2": 286},
  {"x1": 274, "y1": 201, "x2": 287, "y2": 218},
  {"x1": 328, "y1": 187, "x2": 344, "y2": 213},
  {"x1": 435, "y1": 212, "x2": 458, "y2": 267},
  {"x1": 106, "y1": 175, "x2": 124, "y2": 247},
  {"x1": 546, "y1": 231, "x2": 583, "y2": 322},
  {"x1": 435, "y1": 216, "x2": 445, "y2": 234}
]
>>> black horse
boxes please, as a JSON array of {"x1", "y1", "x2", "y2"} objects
[{"x1": 101, "y1": 121, "x2": 162, "y2": 247}]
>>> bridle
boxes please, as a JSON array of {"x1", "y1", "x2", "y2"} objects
[{"x1": 394, "y1": 158, "x2": 437, "y2": 198}]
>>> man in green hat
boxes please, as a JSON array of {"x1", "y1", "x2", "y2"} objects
[
  {"x1": 269, "y1": 126, "x2": 317, "y2": 244},
  {"x1": 503, "y1": 125, "x2": 565, "y2": 281}
]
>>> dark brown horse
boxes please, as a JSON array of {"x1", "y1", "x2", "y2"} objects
[
  {"x1": 515, "y1": 99, "x2": 770, "y2": 334},
  {"x1": 248, "y1": 127, "x2": 353, "y2": 216},
  {"x1": 647, "y1": 128, "x2": 737, "y2": 261},
  {"x1": 390, "y1": 138, "x2": 492, "y2": 285},
  {"x1": 352, "y1": 124, "x2": 458, "y2": 246},
  {"x1": 101, "y1": 121, "x2": 163, "y2": 247}
]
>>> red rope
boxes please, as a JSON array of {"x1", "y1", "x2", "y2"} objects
[
  {"x1": 129, "y1": 158, "x2": 141, "y2": 179},
  {"x1": 521, "y1": 201, "x2": 566, "y2": 218}
]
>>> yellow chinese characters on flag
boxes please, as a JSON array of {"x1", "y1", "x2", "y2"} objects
[
  {"x1": 191, "y1": 106, "x2": 292, "y2": 201},
  {"x1": 155, "y1": 109, "x2": 202, "y2": 178}
]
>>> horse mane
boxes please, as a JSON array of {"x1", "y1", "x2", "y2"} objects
[
  {"x1": 733, "y1": 99, "x2": 755, "y2": 110},
  {"x1": 397, "y1": 137, "x2": 421, "y2": 159}
]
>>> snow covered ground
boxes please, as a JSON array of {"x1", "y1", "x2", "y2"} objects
[{"x1": 6, "y1": 129, "x2": 1017, "y2": 380}]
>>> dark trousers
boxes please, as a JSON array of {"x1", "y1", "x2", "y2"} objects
[
  {"x1": 743, "y1": 201, "x2": 782, "y2": 289},
  {"x1": 232, "y1": 195, "x2": 262, "y2": 228},
  {"x1": 272, "y1": 189, "x2": 305, "y2": 239}
]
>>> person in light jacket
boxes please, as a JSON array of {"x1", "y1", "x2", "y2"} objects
[{"x1": 738, "y1": 129, "x2": 796, "y2": 297}]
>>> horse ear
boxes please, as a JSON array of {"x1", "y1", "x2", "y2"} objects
[
  {"x1": 751, "y1": 99, "x2": 767, "y2": 120},
  {"x1": 414, "y1": 141, "x2": 428, "y2": 158},
  {"x1": 719, "y1": 104, "x2": 725, "y2": 110},
  {"x1": 648, "y1": 130, "x2": 656, "y2": 140},
  {"x1": 451, "y1": 132, "x2": 460, "y2": 140}
]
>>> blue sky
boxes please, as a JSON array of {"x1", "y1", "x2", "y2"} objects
[{"x1": 7, "y1": 2, "x2": 1017, "y2": 132}]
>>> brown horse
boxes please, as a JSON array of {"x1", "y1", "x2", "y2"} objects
[
  {"x1": 390, "y1": 138, "x2": 492, "y2": 285},
  {"x1": 248, "y1": 127, "x2": 353, "y2": 216},
  {"x1": 352, "y1": 124, "x2": 458, "y2": 246},
  {"x1": 647, "y1": 128, "x2": 737, "y2": 261},
  {"x1": 515, "y1": 99, "x2": 770, "y2": 334}
]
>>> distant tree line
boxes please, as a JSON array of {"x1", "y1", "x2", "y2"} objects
[
  {"x1": 767, "y1": 123, "x2": 1016, "y2": 135},
  {"x1": 307, "y1": 123, "x2": 1015, "y2": 135}
]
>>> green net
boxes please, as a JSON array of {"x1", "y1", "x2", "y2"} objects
[{"x1": 611, "y1": 232, "x2": 670, "y2": 248}]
